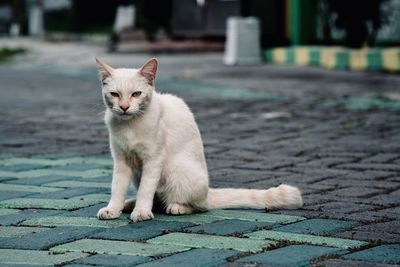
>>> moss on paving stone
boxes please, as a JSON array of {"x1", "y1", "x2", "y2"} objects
[
  {"x1": 50, "y1": 238, "x2": 190, "y2": 256},
  {"x1": 148, "y1": 232, "x2": 276, "y2": 252},
  {"x1": 70, "y1": 254, "x2": 151, "y2": 266},
  {"x1": 0, "y1": 249, "x2": 88, "y2": 265},
  {"x1": 246, "y1": 230, "x2": 367, "y2": 250}
]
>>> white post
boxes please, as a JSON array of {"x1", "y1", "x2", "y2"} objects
[
  {"x1": 224, "y1": 17, "x2": 262, "y2": 65},
  {"x1": 28, "y1": 1, "x2": 44, "y2": 36}
]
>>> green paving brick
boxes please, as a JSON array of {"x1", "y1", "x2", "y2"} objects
[
  {"x1": 50, "y1": 238, "x2": 190, "y2": 256},
  {"x1": 246, "y1": 230, "x2": 367, "y2": 249},
  {"x1": 92, "y1": 220, "x2": 194, "y2": 240},
  {"x1": 0, "y1": 163, "x2": 49, "y2": 172},
  {"x1": 148, "y1": 232, "x2": 275, "y2": 252},
  {"x1": 274, "y1": 219, "x2": 359, "y2": 235},
  {"x1": 0, "y1": 183, "x2": 61, "y2": 193},
  {"x1": 43, "y1": 180, "x2": 111, "y2": 189},
  {"x1": 137, "y1": 248, "x2": 237, "y2": 267},
  {"x1": 22, "y1": 216, "x2": 129, "y2": 228},
  {"x1": 71, "y1": 254, "x2": 151, "y2": 266},
  {"x1": 203, "y1": 210, "x2": 305, "y2": 224},
  {"x1": 186, "y1": 219, "x2": 275, "y2": 235},
  {"x1": 0, "y1": 208, "x2": 20, "y2": 216},
  {"x1": 0, "y1": 157, "x2": 112, "y2": 167},
  {"x1": 0, "y1": 194, "x2": 109, "y2": 210},
  {"x1": 238, "y1": 245, "x2": 344, "y2": 266},
  {"x1": 0, "y1": 249, "x2": 88, "y2": 265},
  {"x1": 0, "y1": 168, "x2": 112, "y2": 179},
  {"x1": 0, "y1": 226, "x2": 47, "y2": 237},
  {"x1": 309, "y1": 48, "x2": 321, "y2": 66},
  {"x1": 344, "y1": 244, "x2": 400, "y2": 264},
  {"x1": 154, "y1": 214, "x2": 221, "y2": 224}
]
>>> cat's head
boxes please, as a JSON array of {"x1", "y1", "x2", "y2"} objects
[{"x1": 96, "y1": 58, "x2": 158, "y2": 119}]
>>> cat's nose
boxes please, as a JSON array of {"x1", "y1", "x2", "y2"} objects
[{"x1": 120, "y1": 105, "x2": 129, "y2": 112}]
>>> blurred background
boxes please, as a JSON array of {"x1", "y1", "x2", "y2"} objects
[{"x1": 0, "y1": 0, "x2": 399, "y2": 49}]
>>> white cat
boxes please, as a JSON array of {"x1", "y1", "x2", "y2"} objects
[{"x1": 96, "y1": 58, "x2": 303, "y2": 222}]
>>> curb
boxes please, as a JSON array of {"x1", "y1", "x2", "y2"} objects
[{"x1": 264, "y1": 46, "x2": 400, "y2": 72}]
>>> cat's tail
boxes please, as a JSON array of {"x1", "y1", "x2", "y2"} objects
[{"x1": 207, "y1": 184, "x2": 303, "y2": 210}]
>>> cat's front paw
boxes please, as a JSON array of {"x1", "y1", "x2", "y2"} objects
[
  {"x1": 97, "y1": 207, "x2": 121, "y2": 220},
  {"x1": 130, "y1": 208, "x2": 154, "y2": 222}
]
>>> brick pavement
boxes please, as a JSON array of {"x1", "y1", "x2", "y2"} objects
[{"x1": 0, "y1": 39, "x2": 400, "y2": 266}]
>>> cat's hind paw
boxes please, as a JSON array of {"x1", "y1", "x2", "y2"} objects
[
  {"x1": 130, "y1": 208, "x2": 154, "y2": 222},
  {"x1": 166, "y1": 203, "x2": 194, "y2": 215},
  {"x1": 97, "y1": 207, "x2": 121, "y2": 220}
]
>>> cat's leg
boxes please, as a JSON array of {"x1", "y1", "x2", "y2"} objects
[
  {"x1": 122, "y1": 198, "x2": 136, "y2": 213},
  {"x1": 163, "y1": 160, "x2": 208, "y2": 215},
  {"x1": 97, "y1": 160, "x2": 132, "y2": 220},
  {"x1": 130, "y1": 154, "x2": 164, "y2": 222}
]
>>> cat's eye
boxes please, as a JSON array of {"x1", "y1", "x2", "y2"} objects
[
  {"x1": 132, "y1": 91, "x2": 142, "y2": 97},
  {"x1": 110, "y1": 92, "x2": 119, "y2": 97}
]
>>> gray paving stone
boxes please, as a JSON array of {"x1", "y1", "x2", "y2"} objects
[
  {"x1": 0, "y1": 226, "x2": 102, "y2": 250},
  {"x1": 70, "y1": 254, "x2": 151, "y2": 266},
  {"x1": 0, "y1": 209, "x2": 62, "y2": 226}
]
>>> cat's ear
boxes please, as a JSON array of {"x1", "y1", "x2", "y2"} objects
[
  {"x1": 139, "y1": 58, "x2": 158, "y2": 86},
  {"x1": 95, "y1": 58, "x2": 114, "y2": 84}
]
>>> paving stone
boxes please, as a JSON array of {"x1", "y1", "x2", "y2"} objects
[
  {"x1": 65, "y1": 203, "x2": 106, "y2": 217},
  {"x1": 0, "y1": 209, "x2": 62, "y2": 225},
  {"x1": 202, "y1": 210, "x2": 306, "y2": 224},
  {"x1": 70, "y1": 254, "x2": 151, "y2": 266},
  {"x1": 245, "y1": 230, "x2": 368, "y2": 249},
  {"x1": 43, "y1": 180, "x2": 111, "y2": 189},
  {"x1": 0, "y1": 226, "x2": 102, "y2": 250},
  {"x1": 3, "y1": 175, "x2": 81, "y2": 186},
  {"x1": 238, "y1": 245, "x2": 344, "y2": 266},
  {"x1": 48, "y1": 163, "x2": 109, "y2": 171},
  {"x1": 92, "y1": 220, "x2": 194, "y2": 241},
  {"x1": 148, "y1": 232, "x2": 276, "y2": 252},
  {"x1": 320, "y1": 258, "x2": 400, "y2": 267},
  {"x1": 0, "y1": 168, "x2": 111, "y2": 179},
  {"x1": 332, "y1": 187, "x2": 383, "y2": 198},
  {"x1": 0, "y1": 209, "x2": 20, "y2": 216},
  {"x1": 154, "y1": 214, "x2": 222, "y2": 224},
  {"x1": 22, "y1": 216, "x2": 130, "y2": 228},
  {"x1": 0, "y1": 249, "x2": 88, "y2": 265},
  {"x1": 0, "y1": 183, "x2": 60, "y2": 193},
  {"x1": 29, "y1": 187, "x2": 109, "y2": 199},
  {"x1": 186, "y1": 219, "x2": 275, "y2": 235},
  {"x1": 344, "y1": 244, "x2": 400, "y2": 264},
  {"x1": 0, "y1": 194, "x2": 109, "y2": 210},
  {"x1": 0, "y1": 226, "x2": 47, "y2": 237},
  {"x1": 50, "y1": 238, "x2": 190, "y2": 256},
  {"x1": 0, "y1": 163, "x2": 49, "y2": 172},
  {"x1": 335, "y1": 231, "x2": 400, "y2": 244},
  {"x1": 137, "y1": 248, "x2": 237, "y2": 267},
  {"x1": 274, "y1": 219, "x2": 359, "y2": 235},
  {"x1": 337, "y1": 163, "x2": 400, "y2": 172},
  {"x1": 0, "y1": 191, "x2": 34, "y2": 201}
]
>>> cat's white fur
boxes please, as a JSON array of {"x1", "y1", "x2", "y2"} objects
[{"x1": 96, "y1": 58, "x2": 303, "y2": 222}]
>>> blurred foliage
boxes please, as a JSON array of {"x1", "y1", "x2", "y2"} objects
[
  {"x1": 325, "y1": 0, "x2": 387, "y2": 48},
  {"x1": 0, "y1": 47, "x2": 25, "y2": 61}
]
